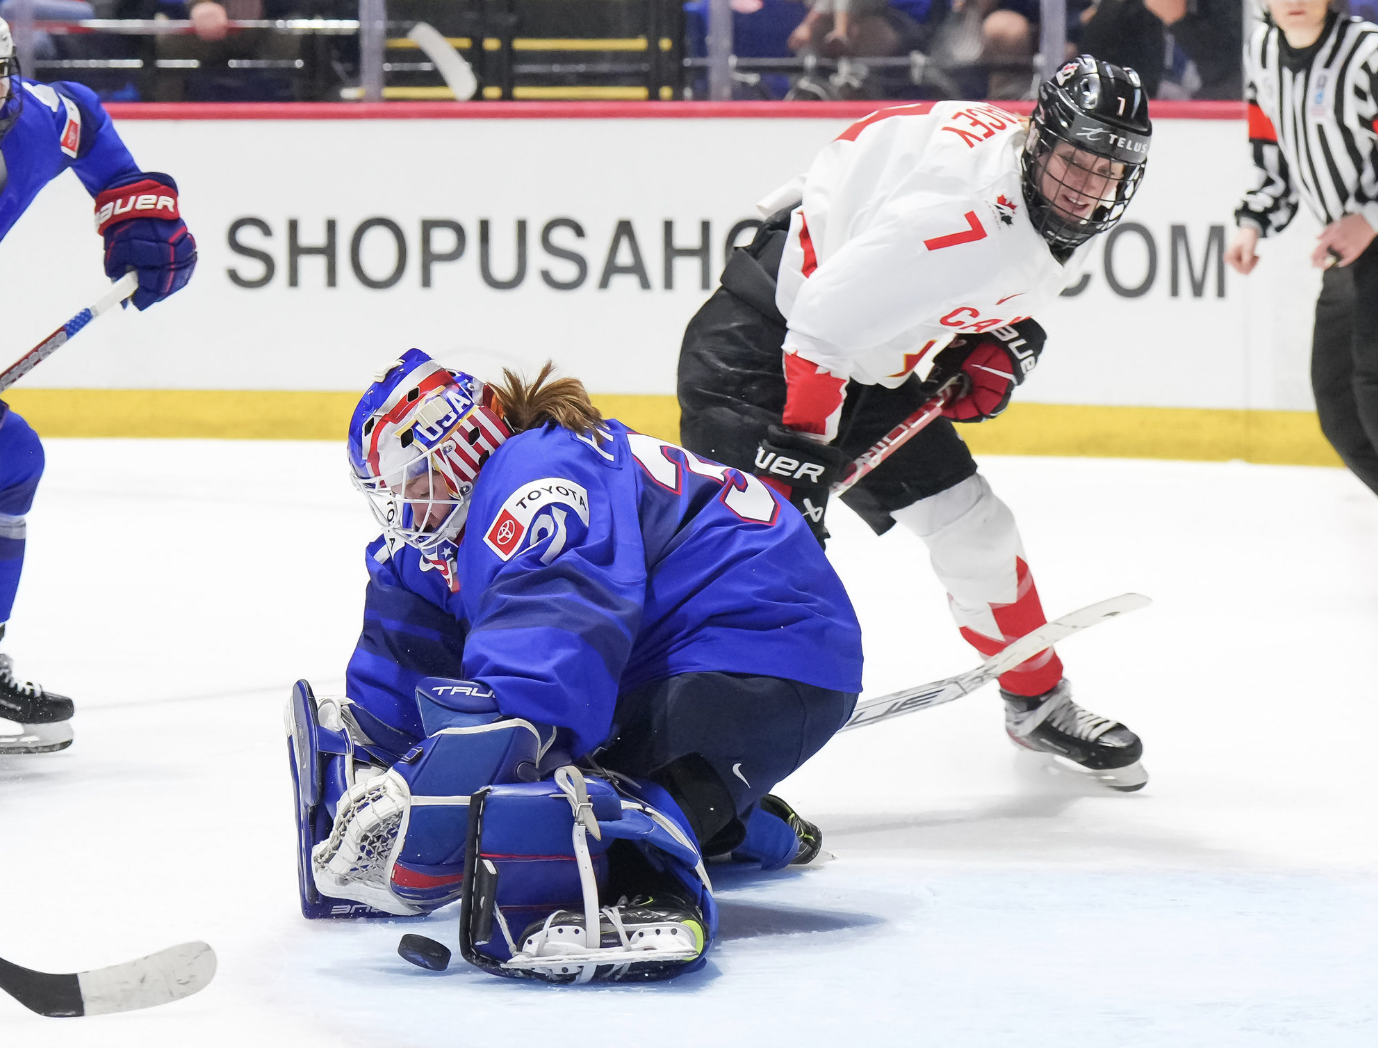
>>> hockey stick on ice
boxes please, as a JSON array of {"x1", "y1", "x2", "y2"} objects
[
  {"x1": 831, "y1": 381, "x2": 954, "y2": 497},
  {"x1": 0, "y1": 272, "x2": 138, "y2": 393},
  {"x1": 0, "y1": 940, "x2": 215, "y2": 1018},
  {"x1": 841, "y1": 592, "x2": 1151, "y2": 731}
]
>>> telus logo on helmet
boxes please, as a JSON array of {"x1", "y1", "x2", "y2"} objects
[{"x1": 1073, "y1": 127, "x2": 1149, "y2": 155}]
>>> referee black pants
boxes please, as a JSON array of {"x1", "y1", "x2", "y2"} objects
[{"x1": 1312, "y1": 241, "x2": 1378, "y2": 495}]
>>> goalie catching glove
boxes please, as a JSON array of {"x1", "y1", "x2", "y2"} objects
[
  {"x1": 753, "y1": 423, "x2": 846, "y2": 547},
  {"x1": 922, "y1": 319, "x2": 1046, "y2": 423}
]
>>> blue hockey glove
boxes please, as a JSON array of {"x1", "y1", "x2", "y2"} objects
[{"x1": 94, "y1": 172, "x2": 197, "y2": 310}]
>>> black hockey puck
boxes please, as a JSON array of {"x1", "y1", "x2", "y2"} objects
[{"x1": 398, "y1": 934, "x2": 451, "y2": 972}]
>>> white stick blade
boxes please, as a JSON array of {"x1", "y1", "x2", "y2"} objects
[
  {"x1": 407, "y1": 23, "x2": 478, "y2": 100},
  {"x1": 77, "y1": 941, "x2": 216, "y2": 1016},
  {"x1": 842, "y1": 592, "x2": 1152, "y2": 732},
  {"x1": 975, "y1": 592, "x2": 1152, "y2": 681}
]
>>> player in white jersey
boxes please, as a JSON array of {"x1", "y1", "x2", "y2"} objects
[{"x1": 679, "y1": 55, "x2": 1153, "y2": 790}]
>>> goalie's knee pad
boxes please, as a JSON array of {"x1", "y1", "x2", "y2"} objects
[
  {"x1": 459, "y1": 768, "x2": 717, "y2": 983},
  {"x1": 307, "y1": 677, "x2": 554, "y2": 916}
]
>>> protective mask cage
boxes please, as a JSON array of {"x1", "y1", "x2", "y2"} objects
[
  {"x1": 351, "y1": 444, "x2": 474, "y2": 556},
  {"x1": 1022, "y1": 127, "x2": 1145, "y2": 251},
  {"x1": 350, "y1": 377, "x2": 510, "y2": 556}
]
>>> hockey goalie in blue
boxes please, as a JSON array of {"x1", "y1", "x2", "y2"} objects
[
  {"x1": 0, "y1": 16, "x2": 196, "y2": 754},
  {"x1": 287, "y1": 349, "x2": 864, "y2": 983}
]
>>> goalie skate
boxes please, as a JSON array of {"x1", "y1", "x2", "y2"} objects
[
  {"x1": 0, "y1": 653, "x2": 74, "y2": 755},
  {"x1": 509, "y1": 895, "x2": 706, "y2": 983},
  {"x1": 1003, "y1": 679, "x2": 1147, "y2": 792}
]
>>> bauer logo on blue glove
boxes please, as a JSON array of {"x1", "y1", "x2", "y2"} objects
[{"x1": 94, "y1": 171, "x2": 197, "y2": 311}]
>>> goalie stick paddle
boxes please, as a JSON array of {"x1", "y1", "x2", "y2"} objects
[
  {"x1": 842, "y1": 592, "x2": 1151, "y2": 731},
  {"x1": 0, "y1": 940, "x2": 215, "y2": 1018},
  {"x1": 0, "y1": 272, "x2": 139, "y2": 393}
]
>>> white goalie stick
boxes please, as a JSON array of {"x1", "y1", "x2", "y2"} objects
[
  {"x1": 0, "y1": 272, "x2": 138, "y2": 393},
  {"x1": 842, "y1": 592, "x2": 1151, "y2": 731},
  {"x1": 0, "y1": 940, "x2": 216, "y2": 1018}
]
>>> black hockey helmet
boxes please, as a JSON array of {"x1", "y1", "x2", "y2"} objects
[{"x1": 1021, "y1": 55, "x2": 1152, "y2": 254}]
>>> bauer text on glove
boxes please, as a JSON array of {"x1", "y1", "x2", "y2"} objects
[
  {"x1": 922, "y1": 319, "x2": 1046, "y2": 423},
  {"x1": 753, "y1": 423, "x2": 846, "y2": 547},
  {"x1": 94, "y1": 171, "x2": 197, "y2": 310}
]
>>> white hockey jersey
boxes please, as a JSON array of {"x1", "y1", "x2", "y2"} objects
[{"x1": 761, "y1": 101, "x2": 1090, "y2": 435}]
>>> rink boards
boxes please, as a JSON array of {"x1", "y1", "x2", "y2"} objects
[{"x1": 0, "y1": 101, "x2": 1338, "y2": 464}]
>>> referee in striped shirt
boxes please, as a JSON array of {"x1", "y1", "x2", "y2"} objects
[{"x1": 1226, "y1": 1, "x2": 1378, "y2": 495}]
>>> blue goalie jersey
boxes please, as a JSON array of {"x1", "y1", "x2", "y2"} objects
[
  {"x1": 346, "y1": 420, "x2": 864, "y2": 756},
  {"x1": 0, "y1": 78, "x2": 139, "y2": 239}
]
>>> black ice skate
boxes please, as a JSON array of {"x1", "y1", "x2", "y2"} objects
[
  {"x1": 759, "y1": 793, "x2": 828, "y2": 865},
  {"x1": 512, "y1": 895, "x2": 706, "y2": 982},
  {"x1": 1002, "y1": 679, "x2": 1146, "y2": 792},
  {"x1": 0, "y1": 650, "x2": 75, "y2": 755}
]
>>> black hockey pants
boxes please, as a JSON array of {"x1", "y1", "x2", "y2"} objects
[
  {"x1": 676, "y1": 217, "x2": 978, "y2": 535},
  {"x1": 597, "y1": 672, "x2": 856, "y2": 855},
  {"x1": 1312, "y1": 241, "x2": 1378, "y2": 496}
]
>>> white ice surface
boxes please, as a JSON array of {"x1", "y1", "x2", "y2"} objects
[{"x1": 1, "y1": 441, "x2": 1375, "y2": 1045}]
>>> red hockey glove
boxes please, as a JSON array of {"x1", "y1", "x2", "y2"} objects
[{"x1": 922, "y1": 319, "x2": 1046, "y2": 423}]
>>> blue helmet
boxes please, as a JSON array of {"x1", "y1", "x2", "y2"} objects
[{"x1": 348, "y1": 349, "x2": 511, "y2": 556}]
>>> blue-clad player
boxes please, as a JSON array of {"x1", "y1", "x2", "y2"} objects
[
  {"x1": 287, "y1": 350, "x2": 863, "y2": 982},
  {"x1": 0, "y1": 17, "x2": 196, "y2": 754}
]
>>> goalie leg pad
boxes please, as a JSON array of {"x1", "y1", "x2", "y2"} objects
[
  {"x1": 459, "y1": 768, "x2": 717, "y2": 983},
  {"x1": 286, "y1": 680, "x2": 397, "y2": 919},
  {"x1": 309, "y1": 687, "x2": 548, "y2": 916}
]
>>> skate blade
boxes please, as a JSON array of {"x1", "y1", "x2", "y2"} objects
[
  {"x1": 0, "y1": 719, "x2": 74, "y2": 755},
  {"x1": 1048, "y1": 754, "x2": 1148, "y2": 792}
]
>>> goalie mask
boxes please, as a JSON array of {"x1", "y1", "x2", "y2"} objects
[
  {"x1": 1021, "y1": 54, "x2": 1151, "y2": 253},
  {"x1": 348, "y1": 349, "x2": 511, "y2": 556},
  {"x1": 0, "y1": 18, "x2": 21, "y2": 143}
]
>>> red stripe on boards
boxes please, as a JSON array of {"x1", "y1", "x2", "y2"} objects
[{"x1": 102, "y1": 100, "x2": 1245, "y2": 121}]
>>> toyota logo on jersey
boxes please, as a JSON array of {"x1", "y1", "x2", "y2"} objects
[{"x1": 483, "y1": 477, "x2": 591, "y2": 561}]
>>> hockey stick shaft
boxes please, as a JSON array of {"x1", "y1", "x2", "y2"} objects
[
  {"x1": 0, "y1": 940, "x2": 215, "y2": 1018},
  {"x1": 407, "y1": 22, "x2": 478, "y2": 99},
  {"x1": 841, "y1": 592, "x2": 1151, "y2": 731},
  {"x1": 0, "y1": 272, "x2": 139, "y2": 393},
  {"x1": 831, "y1": 384, "x2": 951, "y2": 497}
]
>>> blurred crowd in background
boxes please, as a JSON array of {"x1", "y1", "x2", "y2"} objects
[{"x1": 5, "y1": 0, "x2": 1364, "y2": 103}]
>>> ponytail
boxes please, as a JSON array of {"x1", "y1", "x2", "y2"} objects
[{"x1": 491, "y1": 361, "x2": 604, "y2": 436}]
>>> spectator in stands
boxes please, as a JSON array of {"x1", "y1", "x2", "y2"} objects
[
  {"x1": 0, "y1": 0, "x2": 94, "y2": 62},
  {"x1": 787, "y1": 0, "x2": 947, "y2": 63},
  {"x1": 113, "y1": 0, "x2": 322, "y2": 101},
  {"x1": 1079, "y1": 0, "x2": 1243, "y2": 99},
  {"x1": 683, "y1": 0, "x2": 805, "y2": 98}
]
